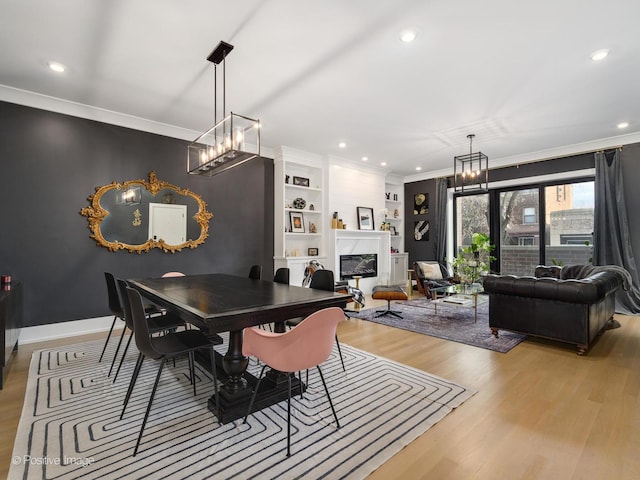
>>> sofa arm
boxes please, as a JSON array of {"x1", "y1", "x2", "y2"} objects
[{"x1": 483, "y1": 272, "x2": 621, "y2": 304}]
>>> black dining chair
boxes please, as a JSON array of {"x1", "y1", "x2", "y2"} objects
[
  {"x1": 122, "y1": 286, "x2": 221, "y2": 456},
  {"x1": 248, "y1": 264, "x2": 262, "y2": 280},
  {"x1": 273, "y1": 267, "x2": 290, "y2": 285},
  {"x1": 111, "y1": 278, "x2": 187, "y2": 383},
  {"x1": 102, "y1": 272, "x2": 162, "y2": 372},
  {"x1": 286, "y1": 270, "x2": 346, "y2": 371}
]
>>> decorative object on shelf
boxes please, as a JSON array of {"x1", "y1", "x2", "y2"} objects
[
  {"x1": 285, "y1": 175, "x2": 290, "y2": 184},
  {"x1": 308, "y1": 247, "x2": 319, "y2": 256},
  {"x1": 309, "y1": 204, "x2": 315, "y2": 211},
  {"x1": 332, "y1": 211, "x2": 338, "y2": 229},
  {"x1": 357, "y1": 206, "x2": 374, "y2": 230},
  {"x1": 293, "y1": 176, "x2": 310, "y2": 187},
  {"x1": 309, "y1": 222, "x2": 317, "y2": 233},
  {"x1": 393, "y1": 208, "x2": 399, "y2": 218},
  {"x1": 414, "y1": 193, "x2": 428, "y2": 215},
  {"x1": 394, "y1": 193, "x2": 398, "y2": 201},
  {"x1": 289, "y1": 212, "x2": 305, "y2": 233},
  {"x1": 390, "y1": 226, "x2": 397, "y2": 236},
  {"x1": 293, "y1": 197, "x2": 306, "y2": 209},
  {"x1": 454, "y1": 134, "x2": 489, "y2": 192},
  {"x1": 187, "y1": 41, "x2": 260, "y2": 177},
  {"x1": 385, "y1": 192, "x2": 391, "y2": 200},
  {"x1": 337, "y1": 218, "x2": 344, "y2": 229},
  {"x1": 414, "y1": 220, "x2": 430, "y2": 241}
]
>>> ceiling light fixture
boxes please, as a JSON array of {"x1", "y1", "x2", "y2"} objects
[
  {"x1": 361, "y1": 156, "x2": 368, "y2": 161},
  {"x1": 590, "y1": 49, "x2": 610, "y2": 61},
  {"x1": 338, "y1": 142, "x2": 347, "y2": 149},
  {"x1": 47, "y1": 61, "x2": 66, "y2": 73},
  {"x1": 454, "y1": 134, "x2": 488, "y2": 192},
  {"x1": 416, "y1": 166, "x2": 422, "y2": 171},
  {"x1": 617, "y1": 122, "x2": 629, "y2": 129},
  {"x1": 399, "y1": 30, "x2": 417, "y2": 43},
  {"x1": 187, "y1": 41, "x2": 260, "y2": 177}
]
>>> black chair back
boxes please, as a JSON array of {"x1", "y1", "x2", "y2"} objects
[
  {"x1": 116, "y1": 278, "x2": 135, "y2": 331},
  {"x1": 248, "y1": 265, "x2": 262, "y2": 280},
  {"x1": 126, "y1": 287, "x2": 162, "y2": 360},
  {"x1": 273, "y1": 268, "x2": 290, "y2": 285},
  {"x1": 105, "y1": 272, "x2": 124, "y2": 318},
  {"x1": 309, "y1": 269, "x2": 334, "y2": 292}
]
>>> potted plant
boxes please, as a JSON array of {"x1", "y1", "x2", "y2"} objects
[{"x1": 450, "y1": 232, "x2": 496, "y2": 285}]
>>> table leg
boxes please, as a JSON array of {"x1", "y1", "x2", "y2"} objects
[
  {"x1": 474, "y1": 294, "x2": 478, "y2": 323},
  {"x1": 433, "y1": 290, "x2": 438, "y2": 315}
]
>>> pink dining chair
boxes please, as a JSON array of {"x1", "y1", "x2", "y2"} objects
[
  {"x1": 242, "y1": 307, "x2": 344, "y2": 456},
  {"x1": 162, "y1": 271, "x2": 185, "y2": 277}
]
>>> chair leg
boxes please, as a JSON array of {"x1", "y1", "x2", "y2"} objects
[
  {"x1": 209, "y1": 347, "x2": 220, "y2": 423},
  {"x1": 99, "y1": 315, "x2": 117, "y2": 362},
  {"x1": 188, "y1": 352, "x2": 196, "y2": 396},
  {"x1": 121, "y1": 353, "x2": 144, "y2": 419},
  {"x1": 335, "y1": 335, "x2": 346, "y2": 371},
  {"x1": 108, "y1": 326, "x2": 127, "y2": 377},
  {"x1": 244, "y1": 365, "x2": 267, "y2": 423},
  {"x1": 317, "y1": 365, "x2": 340, "y2": 428},
  {"x1": 133, "y1": 357, "x2": 166, "y2": 457},
  {"x1": 113, "y1": 330, "x2": 133, "y2": 383},
  {"x1": 287, "y1": 374, "x2": 292, "y2": 457}
]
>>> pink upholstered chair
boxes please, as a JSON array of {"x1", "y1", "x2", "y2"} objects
[
  {"x1": 161, "y1": 271, "x2": 185, "y2": 277},
  {"x1": 242, "y1": 307, "x2": 344, "y2": 456}
]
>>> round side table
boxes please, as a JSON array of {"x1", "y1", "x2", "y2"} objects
[{"x1": 352, "y1": 275, "x2": 363, "y2": 311}]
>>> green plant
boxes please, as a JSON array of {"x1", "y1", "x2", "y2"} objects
[{"x1": 449, "y1": 232, "x2": 496, "y2": 284}]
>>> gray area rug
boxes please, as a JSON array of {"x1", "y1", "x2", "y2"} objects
[
  {"x1": 9, "y1": 336, "x2": 475, "y2": 480},
  {"x1": 348, "y1": 296, "x2": 526, "y2": 353}
]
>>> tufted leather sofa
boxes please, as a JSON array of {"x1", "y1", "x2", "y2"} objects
[{"x1": 483, "y1": 265, "x2": 624, "y2": 355}]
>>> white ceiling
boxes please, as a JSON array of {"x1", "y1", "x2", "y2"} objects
[{"x1": 2, "y1": 0, "x2": 639, "y2": 178}]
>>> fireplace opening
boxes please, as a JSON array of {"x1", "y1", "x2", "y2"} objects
[{"x1": 339, "y1": 253, "x2": 378, "y2": 280}]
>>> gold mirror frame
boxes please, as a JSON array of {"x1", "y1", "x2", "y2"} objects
[{"x1": 80, "y1": 171, "x2": 213, "y2": 253}]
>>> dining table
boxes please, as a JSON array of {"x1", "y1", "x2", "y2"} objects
[{"x1": 128, "y1": 273, "x2": 350, "y2": 423}]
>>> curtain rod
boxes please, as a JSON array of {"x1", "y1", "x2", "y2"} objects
[{"x1": 508, "y1": 145, "x2": 623, "y2": 169}]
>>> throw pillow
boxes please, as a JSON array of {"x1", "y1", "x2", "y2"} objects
[{"x1": 416, "y1": 261, "x2": 443, "y2": 280}]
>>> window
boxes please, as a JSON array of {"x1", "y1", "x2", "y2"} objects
[
  {"x1": 523, "y1": 207, "x2": 537, "y2": 224},
  {"x1": 518, "y1": 237, "x2": 535, "y2": 246}
]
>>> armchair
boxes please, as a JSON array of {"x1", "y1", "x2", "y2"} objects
[{"x1": 413, "y1": 261, "x2": 454, "y2": 299}]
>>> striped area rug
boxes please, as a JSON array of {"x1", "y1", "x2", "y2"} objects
[{"x1": 9, "y1": 336, "x2": 475, "y2": 480}]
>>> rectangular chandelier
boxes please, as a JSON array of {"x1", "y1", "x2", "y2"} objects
[
  {"x1": 187, "y1": 112, "x2": 260, "y2": 176},
  {"x1": 453, "y1": 134, "x2": 488, "y2": 192}
]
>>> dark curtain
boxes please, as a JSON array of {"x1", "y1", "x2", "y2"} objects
[
  {"x1": 594, "y1": 149, "x2": 640, "y2": 314},
  {"x1": 434, "y1": 178, "x2": 448, "y2": 266}
]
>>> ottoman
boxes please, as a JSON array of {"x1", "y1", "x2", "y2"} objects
[{"x1": 372, "y1": 285, "x2": 408, "y2": 319}]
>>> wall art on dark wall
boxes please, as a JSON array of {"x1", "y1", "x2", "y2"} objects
[
  {"x1": 414, "y1": 193, "x2": 428, "y2": 215},
  {"x1": 414, "y1": 220, "x2": 430, "y2": 241}
]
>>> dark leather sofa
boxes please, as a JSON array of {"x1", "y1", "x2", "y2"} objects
[{"x1": 483, "y1": 265, "x2": 624, "y2": 355}]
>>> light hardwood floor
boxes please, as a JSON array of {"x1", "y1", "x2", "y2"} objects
[{"x1": 2, "y1": 303, "x2": 640, "y2": 479}]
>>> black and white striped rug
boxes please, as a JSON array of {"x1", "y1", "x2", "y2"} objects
[{"x1": 10, "y1": 336, "x2": 475, "y2": 479}]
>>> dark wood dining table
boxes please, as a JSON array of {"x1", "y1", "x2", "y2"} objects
[{"x1": 128, "y1": 273, "x2": 350, "y2": 423}]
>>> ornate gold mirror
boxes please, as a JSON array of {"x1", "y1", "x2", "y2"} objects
[{"x1": 80, "y1": 171, "x2": 213, "y2": 253}]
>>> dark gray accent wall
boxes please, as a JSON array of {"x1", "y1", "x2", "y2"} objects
[
  {"x1": 404, "y1": 179, "x2": 438, "y2": 266},
  {"x1": 0, "y1": 101, "x2": 274, "y2": 327}
]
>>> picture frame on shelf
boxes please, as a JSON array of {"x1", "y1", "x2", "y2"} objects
[
  {"x1": 308, "y1": 247, "x2": 318, "y2": 256},
  {"x1": 357, "y1": 206, "x2": 374, "y2": 230},
  {"x1": 293, "y1": 176, "x2": 310, "y2": 187},
  {"x1": 289, "y1": 212, "x2": 305, "y2": 233},
  {"x1": 390, "y1": 225, "x2": 397, "y2": 236}
]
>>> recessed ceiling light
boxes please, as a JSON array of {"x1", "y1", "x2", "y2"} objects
[
  {"x1": 617, "y1": 122, "x2": 629, "y2": 129},
  {"x1": 590, "y1": 49, "x2": 610, "y2": 61},
  {"x1": 399, "y1": 30, "x2": 417, "y2": 43},
  {"x1": 47, "y1": 61, "x2": 66, "y2": 73},
  {"x1": 361, "y1": 156, "x2": 368, "y2": 161},
  {"x1": 381, "y1": 162, "x2": 387, "y2": 167},
  {"x1": 416, "y1": 166, "x2": 422, "y2": 171},
  {"x1": 338, "y1": 142, "x2": 347, "y2": 149}
]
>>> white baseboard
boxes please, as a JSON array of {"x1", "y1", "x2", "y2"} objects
[{"x1": 18, "y1": 316, "x2": 123, "y2": 345}]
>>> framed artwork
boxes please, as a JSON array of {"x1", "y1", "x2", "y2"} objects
[
  {"x1": 308, "y1": 247, "x2": 319, "y2": 256},
  {"x1": 414, "y1": 220, "x2": 429, "y2": 241},
  {"x1": 390, "y1": 225, "x2": 397, "y2": 236},
  {"x1": 293, "y1": 176, "x2": 310, "y2": 187},
  {"x1": 357, "y1": 206, "x2": 374, "y2": 230},
  {"x1": 290, "y1": 212, "x2": 305, "y2": 233},
  {"x1": 414, "y1": 193, "x2": 429, "y2": 215}
]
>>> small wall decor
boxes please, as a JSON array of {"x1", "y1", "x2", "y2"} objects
[
  {"x1": 309, "y1": 222, "x2": 317, "y2": 233},
  {"x1": 293, "y1": 197, "x2": 306, "y2": 209},
  {"x1": 308, "y1": 247, "x2": 319, "y2": 256},
  {"x1": 132, "y1": 209, "x2": 142, "y2": 227},
  {"x1": 357, "y1": 206, "x2": 374, "y2": 230},
  {"x1": 293, "y1": 176, "x2": 310, "y2": 187},
  {"x1": 414, "y1": 193, "x2": 429, "y2": 215},
  {"x1": 390, "y1": 225, "x2": 397, "y2": 236},
  {"x1": 289, "y1": 212, "x2": 305, "y2": 233},
  {"x1": 414, "y1": 220, "x2": 430, "y2": 241}
]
